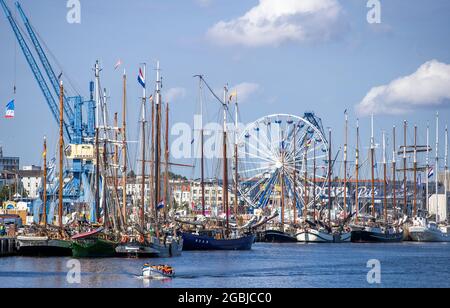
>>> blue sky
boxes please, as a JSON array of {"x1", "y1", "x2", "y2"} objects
[{"x1": 1, "y1": 0, "x2": 450, "y2": 176}]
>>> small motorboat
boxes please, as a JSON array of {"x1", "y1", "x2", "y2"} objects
[{"x1": 142, "y1": 264, "x2": 174, "y2": 279}]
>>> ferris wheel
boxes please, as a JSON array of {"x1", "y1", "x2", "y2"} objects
[{"x1": 236, "y1": 114, "x2": 330, "y2": 216}]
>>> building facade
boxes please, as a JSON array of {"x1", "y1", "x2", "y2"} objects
[
  {"x1": 0, "y1": 146, "x2": 20, "y2": 187},
  {"x1": 19, "y1": 166, "x2": 43, "y2": 199}
]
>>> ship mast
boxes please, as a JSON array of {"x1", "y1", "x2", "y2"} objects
[
  {"x1": 58, "y1": 80, "x2": 64, "y2": 233},
  {"x1": 435, "y1": 113, "x2": 440, "y2": 223},
  {"x1": 199, "y1": 78, "x2": 206, "y2": 216},
  {"x1": 445, "y1": 125, "x2": 448, "y2": 204},
  {"x1": 121, "y1": 70, "x2": 127, "y2": 223},
  {"x1": 413, "y1": 125, "x2": 418, "y2": 217},
  {"x1": 154, "y1": 62, "x2": 162, "y2": 222},
  {"x1": 293, "y1": 122, "x2": 297, "y2": 225},
  {"x1": 280, "y1": 130, "x2": 286, "y2": 231},
  {"x1": 303, "y1": 142, "x2": 308, "y2": 221},
  {"x1": 343, "y1": 111, "x2": 348, "y2": 216},
  {"x1": 328, "y1": 128, "x2": 332, "y2": 226},
  {"x1": 149, "y1": 94, "x2": 155, "y2": 220},
  {"x1": 403, "y1": 120, "x2": 408, "y2": 215},
  {"x1": 383, "y1": 130, "x2": 387, "y2": 225},
  {"x1": 94, "y1": 62, "x2": 101, "y2": 222},
  {"x1": 222, "y1": 85, "x2": 229, "y2": 231},
  {"x1": 139, "y1": 63, "x2": 147, "y2": 229},
  {"x1": 355, "y1": 119, "x2": 360, "y2": 224},
  {"x1": 233, "y1": 92, "x2": 239, "y2": 221},
  {"x1": 164, "y1": 102, "x2": 170, "y2": 219},
  {"x1": 42, "y1": 136, "x2": 47, "y2": 227},
  {"x1": 426, "y1": 124, "x2": 430, "y2": 213},
  {"x1": 392, "y1": 126, "x2": 397, "y2": 219},
  {"x1": 370, "y1": 114, "x2": 376, "y2": 218},
  {"x1": 313, "y1": 139, "x2": 316, "y2": 224}
]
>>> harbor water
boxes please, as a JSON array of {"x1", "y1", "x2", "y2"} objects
[{"x1": 1, "y1": 242, "x2": 450, "y2": 288}]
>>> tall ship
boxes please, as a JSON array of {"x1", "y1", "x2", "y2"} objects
[
  {"x1": 409, "y1": 114, "x2": 450, "y2": 242},
  {"x1": 350, "y1": 116, "x2": 403, "y2": 243}
]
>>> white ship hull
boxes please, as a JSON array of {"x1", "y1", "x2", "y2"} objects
[
  {"x1": 296, "y1": 229, "x2": 351, "y2": 243},
  {"x1": 409, "y1": 226, "x2": 450, "y2": 242}
]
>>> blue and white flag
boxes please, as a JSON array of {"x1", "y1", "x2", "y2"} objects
[
  {"x1": 428, "y1": 167, "x2": 434, "y2": 179},
  {"x1": 5, "y1": 100, "x2": 14, "y2": 119},
  {"x1": 137, "y1": 68, "x2": 145, "y2": 88}
]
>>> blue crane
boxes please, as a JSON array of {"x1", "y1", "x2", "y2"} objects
[
  {"x1": 15, "y1": 1, "x2": 75, "y2": 123},
  {"x1": 0, "y1": 0, "x2": 72, "y2": 142},
  {"x1": 1, "y1": 0, "x2": 98, "y2": 221}
]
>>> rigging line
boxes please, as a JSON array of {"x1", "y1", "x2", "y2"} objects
[{"x1": 198, "y1": 76, "x2": 225, "y2": 106}]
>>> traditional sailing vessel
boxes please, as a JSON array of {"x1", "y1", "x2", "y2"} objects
[
  {"x1": 296, "y1": 127, "x2": 351, "y2": 243},
  {"x1": 351, "y1": 115, "x2": 403, "y2": 243},
  {"x1": 16, "y1": 82, "x2": 72, "y2": 257},
  {"x1": 180, "y1": 77, "x2": 255, "y2": 250},
  {"x1": 409, "y1": 113, "x2": 450, "y2": 242},
  {"x1": 115, "y1": 62, "x2": 183, "y2": 258}
]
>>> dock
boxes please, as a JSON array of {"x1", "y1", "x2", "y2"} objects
[{"x1": 0, "y1": 238, "x2": 16, "y2": 257}]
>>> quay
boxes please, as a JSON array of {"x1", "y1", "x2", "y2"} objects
[{"x1": 0, "y1": 238, "x2": 16, "y2": 257}]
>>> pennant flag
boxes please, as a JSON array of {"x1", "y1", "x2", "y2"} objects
[
  {"x1": 428, "y1": 167, "x2": 434, "y2": 179},
  {"x1": 191, "y1": 138, "x2": 195, "y2": 145},
  {"x1": 306, "y1": 139, "x2": 313, "y2": 147},
  {"x1": 137, "y1": 68, "x2": 145, "y2": 88},
  {"x1": 5, "y1": 100, "x2": 14, "y2": 119},
  {"x1": 114, "y1": 59, "x2": 122, "y2": 70},
  {"x1": 149, "y1": 95, "x2": 153, "y2": 102},
  {"x1": 156, "y1": 201, "x2": 165, "y2": 211}
]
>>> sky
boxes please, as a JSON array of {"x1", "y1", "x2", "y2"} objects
[{"x1": 1, "y1": 0, "x2": 450, "y2": 178}]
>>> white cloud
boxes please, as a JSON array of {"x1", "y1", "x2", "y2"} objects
[
  {"x1": 165, "y1": 87, "x2": 187, "y2": 102},
  {"x1": 229, "y1": 82, "x2": 260, "y2": 102},
  {"x1": 206, "y1": 0, "x2": 344, "y2": 47},
  {"x1": 356, "y1": 60, "x2": 450, "y2": 116}
]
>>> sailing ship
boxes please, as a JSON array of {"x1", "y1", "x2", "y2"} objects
[
  {"x1": 180, "y1": 77, "x2": 255, "y2": 250},
  {"x1": 350, "y1": 115, "x2": 403, "y2": 243},
  {"x1": 16, "y1": 83, "x2": 72, "y2": 257},
  {"x1": 114, "y1": 62, "x2": 183, "y2": 258},
  {"x1": 409, "y1": 114, "x2": 450, "y2": 242},
  {"x1": 296, "y1": 127, "x2": 351, "y2": 243}
]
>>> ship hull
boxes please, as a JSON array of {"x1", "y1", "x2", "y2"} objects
[
  {"x1": 296, "y1": 229, "x2": 351, "y2": 243},
  {"x1": 351, "y1": 230, "x2": 404, "y2": 243},
  {"x1": 261, "y1": 230, "x2": 297, "y2": 243},
  {"x1": 116, "y1": 239, "x2": 183, "y2": 258},
  {"x1": 72, "y1": 239, "x2": 118, "y2": 258},
  {"x1": 409, "y1": 226, "x2": 450, "y2": 242},
  {"x1": 181, "y1": 232, "x2": 255, "y2": 251},
  {"x1": 16, "y1": 237, "x2": 72, "y2": 257}
]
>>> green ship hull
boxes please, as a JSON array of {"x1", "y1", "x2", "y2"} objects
[{"x1": 72, "y1": 238, "x2": 118, "y2": 258}]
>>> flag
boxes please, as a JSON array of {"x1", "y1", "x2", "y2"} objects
[
  {"x1": 5, "y1": 100, "x2": 14, "y2": 119},
  {"x1": 191, "y1": 138, "x2": 195, "y2": 145},
  {"x1": 148, "y1": 95, "x2": 153, "y2": 102},
  {"x1": 137, "y1": 68, "x2": 145, "y2": 88},
  {"x1": 229, "y1": 90, "x2": 237, "y2": 102},
  {"x1": 428, "y1": 167, "x2": 434, "y2": 179},
  {"x1": 114, "y1": 59, "x2": 122, "y2": 70},
  {"x1": 156, "y1": 201, "x2": 164, "y2": 211},
  {"x1": 306, "y1": 139, "x2": 312, "y2": 147}
]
